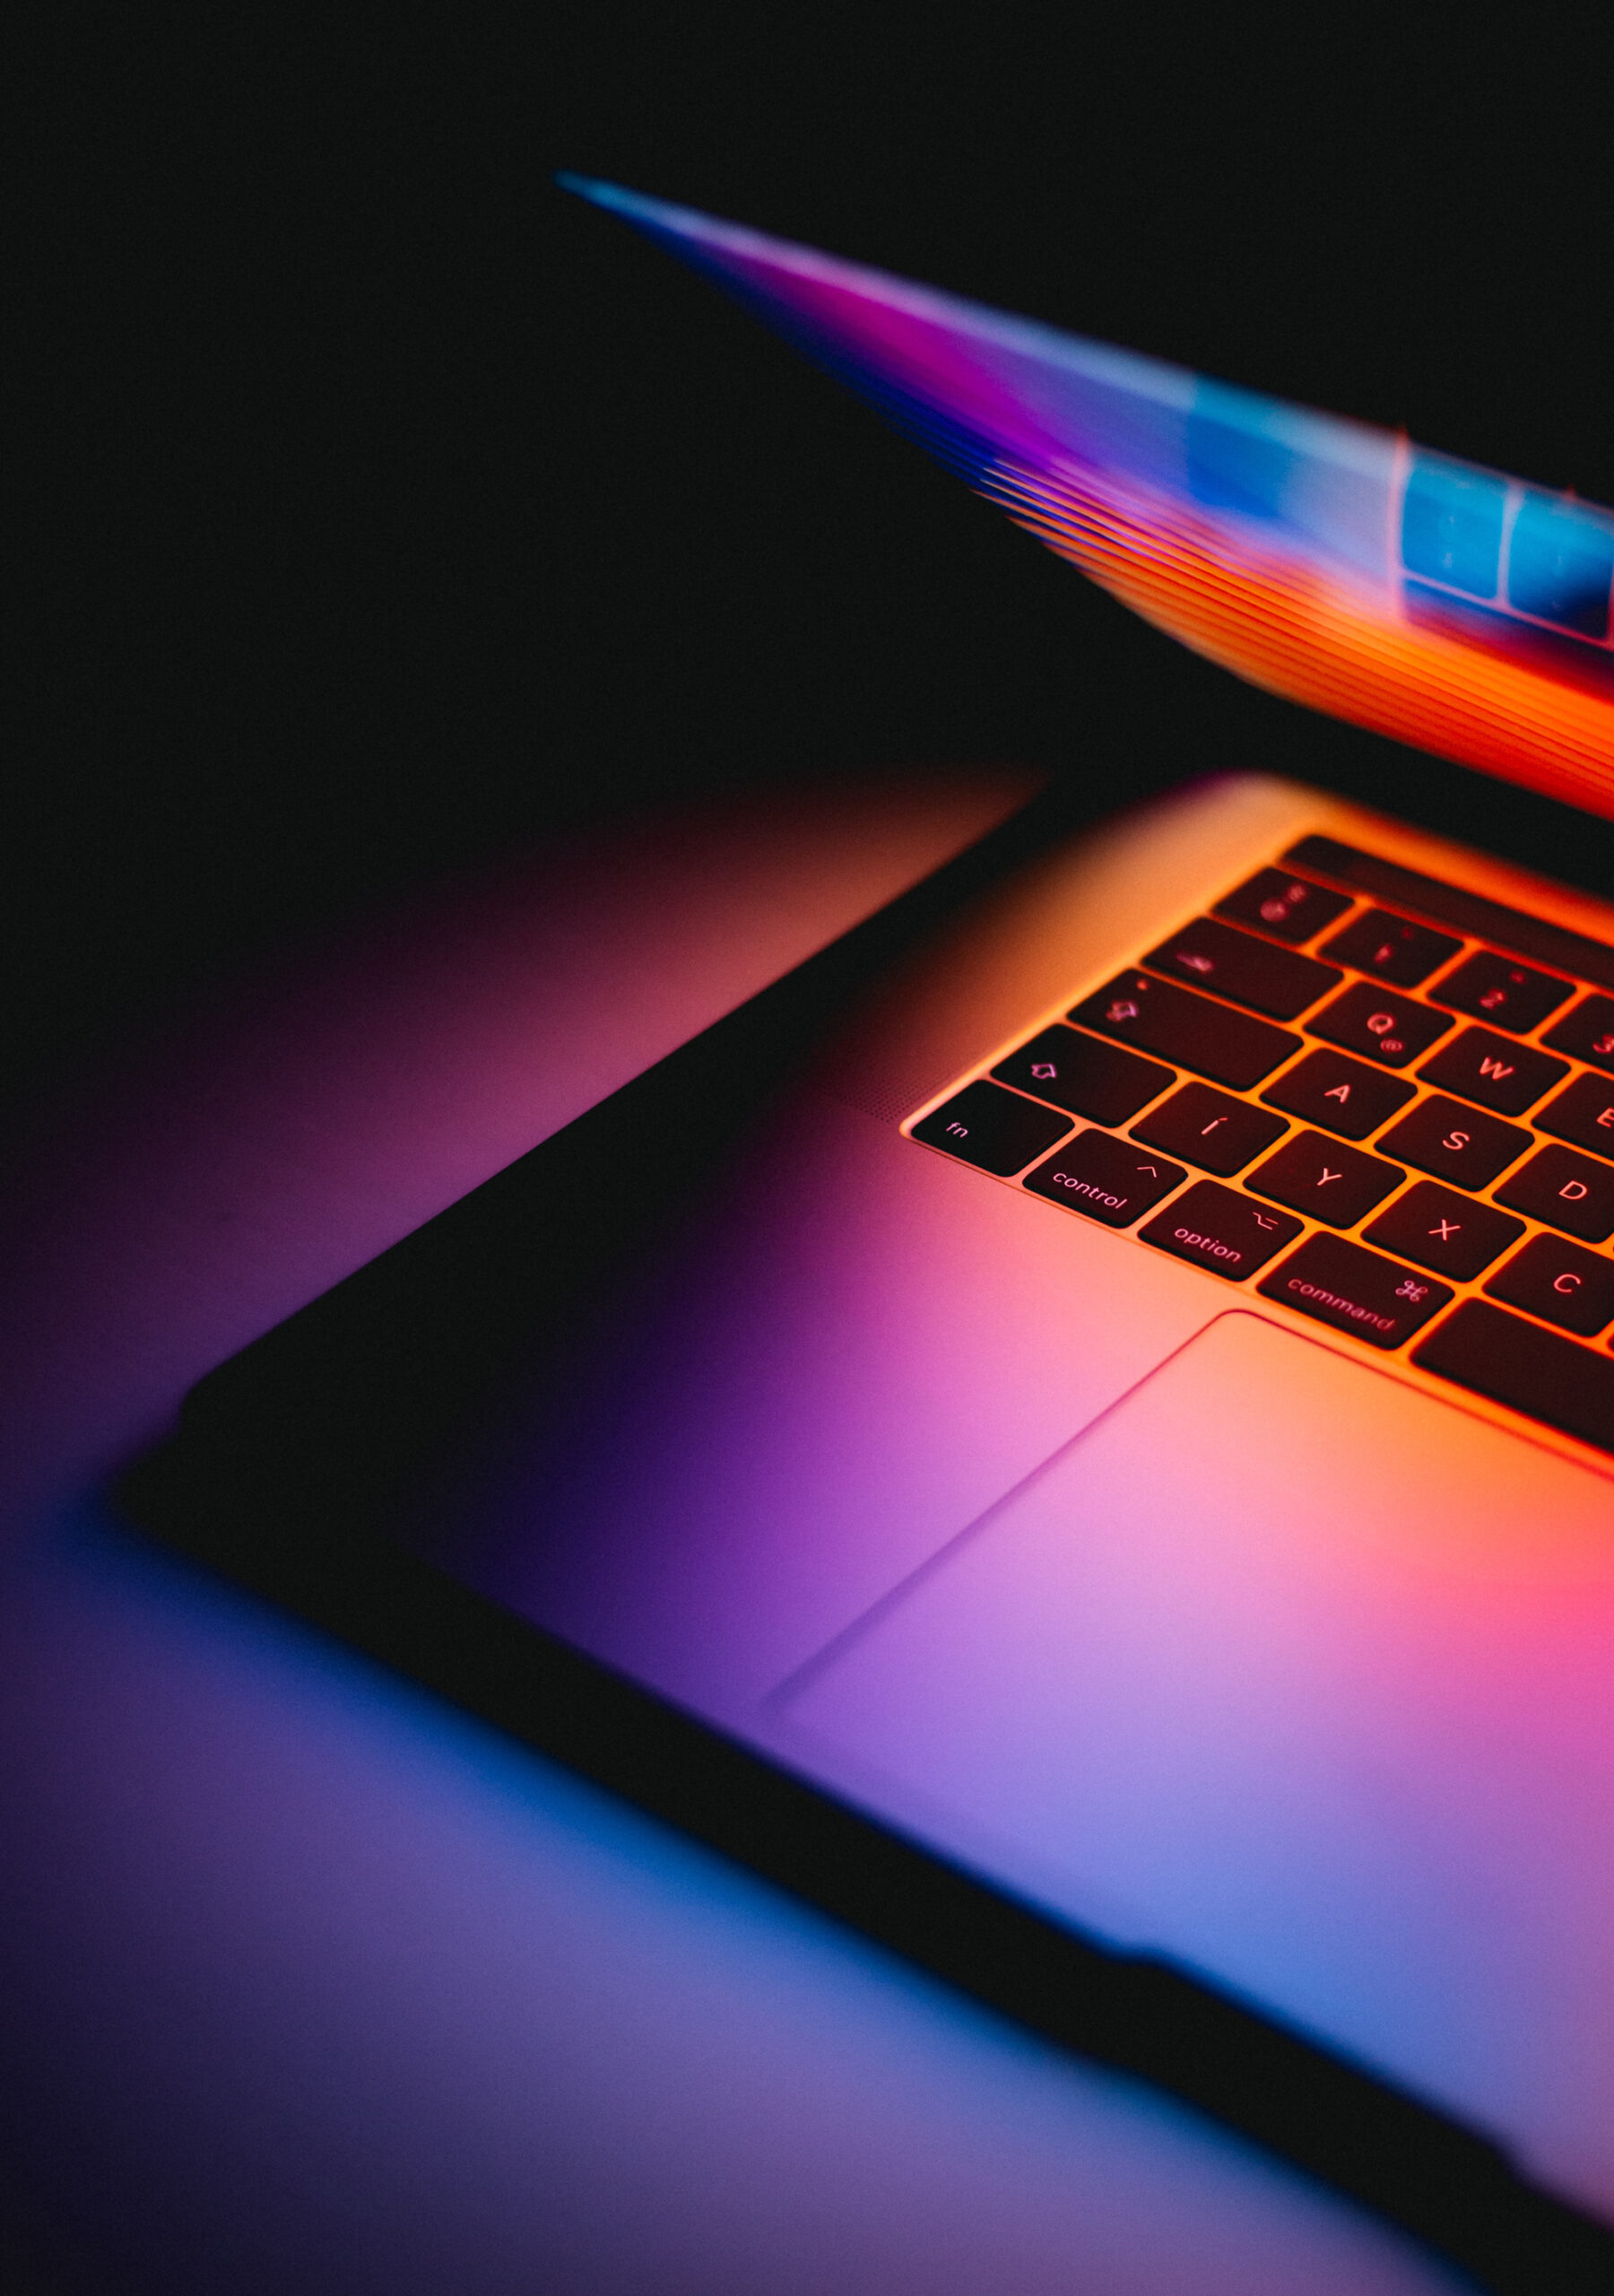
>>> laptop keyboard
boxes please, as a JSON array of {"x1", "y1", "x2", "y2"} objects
[{"x1": 908, "y1": 835, "x2": 1614, "y2": 1459}]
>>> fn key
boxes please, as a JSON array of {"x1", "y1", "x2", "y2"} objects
[{"x1": 911, "y1": 1081, "x2": 1072, "y2": 1175}]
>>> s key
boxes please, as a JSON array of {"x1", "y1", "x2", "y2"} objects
[{"x1": 1375, "y1": 1096, "x2": 1532, "y2": 1193}]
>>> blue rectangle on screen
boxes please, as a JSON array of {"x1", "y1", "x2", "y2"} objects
[
  {"x1": 1401, "y1": 455, "x2": 1506, "y2": 596},
  {"x1": 1506, "y1": 491, "x2": 1614, "y2": 639}
]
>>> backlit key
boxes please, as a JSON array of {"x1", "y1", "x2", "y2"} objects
[
  {"x1": 1246, "y1": 1130, "x2": 1403, "y2": 1227},
  {"x1": 1260, "y1": 1047, "x2": 1414, "y2": 1139},
  {"x1": 1141, "y1": 918, "x2": 1341, "y2": 1020},
  {"x1": 1214, "y1": 867, "x2": 1351, "y2": 944},
  {"x1": 911, "y1": 1082, "x2": 1072, "y2": 1175},
  {"x1": 1361, "y1": 1181, "x2": 1523, "y2": 1281},
  {"x1": 1374, "y1": 1095, "x2": 1532, "y2": 1192},
  {"x1": 992, "y1": 1026, "x2": 1173, "y2": 1126},
  {"x1": 1137, "y1": 1180, "x2": 1300, "y2": 1278},
  {"x1": 1307, "y1": 981, "x2": 1453, "y2": 1067},
  {"x1": 1023, "y1": 1129, "x2": 1185, "y2": 1226},
  {"x1": 1131, "y1": 1082, "x2": 1287, "y2": 1176},
  {"x1": 1495, "y1": 1144, "x2": 1614, "y2": 1242},
  {"x1": 1067, "y1": 972, "x2": 1299, "y2": 1090},
  {"x1": 1485, "y1": 1234, "x2": 1614, "y2": 1338},
  {"x1": 1428, "y1": 949, "x2": 1573, "y2": 1033},
  {"x1": 1543, "y1": 993, "x2": 1614, "y2": 1074},
  {"x1": 1535, "y1": 1071, "x2": 1614, "y2": 1159},
  {"x1": 1414, "y1": 1300, "x2": 1614, "y2": 1456},
  {"x1": 1320, "y1": 908, "x2": 1461, "y2": 987},
  {"x1": 1417, "y1": 1026, "x2": 1567, "y2": 1117},
  {"x1": 1257, "y1": 1232, "x2": 1450, "y2": 1348}
]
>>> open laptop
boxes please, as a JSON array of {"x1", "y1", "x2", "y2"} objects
[{"x1": 123, "y1": 189, "x2": 1614, "y2": 2287}]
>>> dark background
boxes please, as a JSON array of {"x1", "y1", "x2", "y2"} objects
[
  {"x1": 13, "y1": 10, "x2": 1614, "y2": 1100},
  {"x1": 7, "y1": 22, "x2": 1614, "y2": 2292}
]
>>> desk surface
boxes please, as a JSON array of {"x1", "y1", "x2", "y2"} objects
[{"x1": 0, "y1": 777, "x2": 1460, "y2": 2292}]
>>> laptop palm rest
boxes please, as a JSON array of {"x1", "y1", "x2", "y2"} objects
[{"x1": 782, "y1": 1309, "x2": 1614, "y2": 2211}]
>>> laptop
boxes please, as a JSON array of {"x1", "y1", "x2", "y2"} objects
[{"x1": 122, "y1": 187, "x2": 1614, "y2": 2288}]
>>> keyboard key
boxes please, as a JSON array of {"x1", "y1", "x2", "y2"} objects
[
  {"x1": 1320, "y1": 908, "x2": 1462, "y2": 986},
  {"x1": 1214, "y1": 866, "x2": 1352, "y2": 944},
  {"x1": 1485, "y1": 1233, "x2": 1614, "y2": 1338},
  {"x1": 1131, "y1": 1083, "x2": 1287, "y2": 1176},
  {"x1": 1535, "y1": 1070, "x2": 1614, "y2": 1159},
  {"x1": 1427, "y1": 948, "x2": 1573, "y2": 1033},
  {"x1": 1138, "y1": 1180, "x2": 1300, "y2": 1278},
  {"x1": 1416, "y1": 1026, "x2": 1567, "y2": 1117},
  {"x1": 1374, "y1": 1095, "x2": 1532, "y2": 1192},
  {"x1": 1023, "y1": 1129, "x2": 1185, "y2": 1225},
  {"x1": 1413, "y1": 1300, "x2": 1614, "y2": 1456},
  {"x1": 1260, "y1": 1047, "x2": 1414, "y2": 1139},
  {"x1": 1307, "y1": 981, "x2": 1453, "y2": 1067},
  {"x1": 911, "y1": 1082, "x2": 1071, "y2": 1176},
  {"x1": 1141, "y1": 918, "x2": 1341, "y2": 1020},
  {"x1": 1257, "y1": 1232, "x2": 1451, "y2": 1348},
  {"x1": 1362, "y1": 1181, "x2": 1523, "y2": 1281},
  {"x1": 992, "y1": 1026, "x2": 1173, "y2": 1126},
  {"x1": 1067, "y1": 972, "x2": 1299, "y2": 1091},
  {"x1": 1495, "y1": 1144, "x2": 1614, "y2": 1241},
  {"x1": 1246, "y1": 1131, "x2": 1403, "y2": 1227},
  {"x1": 1543, "y1": 992, "x2": 1614, "y2": 1074}
]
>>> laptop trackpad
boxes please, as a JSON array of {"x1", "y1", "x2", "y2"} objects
[{"x1": 782, "y1": 1309, "x2": 1614, "y2": 2196}]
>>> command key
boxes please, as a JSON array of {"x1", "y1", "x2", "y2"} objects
[{"x1": 1257, "y1": 1231, "x2": 1452, "y2": 1347}]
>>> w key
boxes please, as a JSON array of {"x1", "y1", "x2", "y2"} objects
[{"x1": 1418, "y1": 1026, "x2": 1566, "y2": 1118}]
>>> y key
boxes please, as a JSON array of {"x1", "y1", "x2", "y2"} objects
[{"x1": 1247, "y1": 1131, "x2": 1403, "y2": 1227}]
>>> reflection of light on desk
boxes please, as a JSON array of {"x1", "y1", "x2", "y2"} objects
[
  {"x1": 0, "y1": 773, "x2": 1453, "y2": 2290},
  {"x1": 568, "y1": 177, "x2": 1614, "y2": 822}
]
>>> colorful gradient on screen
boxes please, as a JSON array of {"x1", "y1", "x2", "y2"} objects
[{"x1": 563, "y1": 175, "x2": 1614, "y2": 821}]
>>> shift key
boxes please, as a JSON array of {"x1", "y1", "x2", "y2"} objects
[
  {"x1": 1139, "y1": 1180, "x2": 1300, "y2": 1279},
  {"x1": 1069, "y1": 972, "x2": 1299, "y2": 1090}
]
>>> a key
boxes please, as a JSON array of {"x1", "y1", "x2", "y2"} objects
[
  {"x1": 1307, "y1": 981, "x2": 1453, "y2": 1067},
  {"x1": 1485, "y1": 1234, "x2": 1614, "y2": 1338},
  {"x1": 991, "y1": 1026, "x2": 1173, "y2": 1126},
  {"x1": 1413, "y1": 1300, "x2": 1614, "y2": 1456},
  {"x1": 1495, "y1": 1144, "x2": 1614, "y2": 1242},
  {"x1": 1417, "y1": 1026, "x2": 1567, "y2": 1118},
  {"x1": 1361, "y1": 1181, "x2": 1523, "y2": 1281},
  {"x1": 1137, "y1": 1180, "x2": 1300, "y2": 1278},
  {"x1": 911, "y1": 1082, "x2": 1072, "y2": 1175},
  {"x1": 1067, "y1": 972, "x2": 1299, "y2": 1090},
  {"x1": 1374, "y1": 1096, "x2": 1532, "y2": 1192},
  {"x1": 1022, "y1": 1130, "x2": 1185, "y2": 1226},
  {"x1": 1130, "y1": 1082, "x2": 1287, "y2": 1176},
  {"x1": 1213, "y1": 867, "x2": 1352, "y2": 944},
  {"x1": 1141, "y1": 918, "x2": 1341, "y2": 1020},
  {"x1": 1246, "y1": 1130, "x2": 1402, "y2": 1227},
  {"x1": 1428, "y1": 949, "x2": 1573, "y2": 1033},
  {"x1": 1320, "y1": 908, "x2": 1461, "y2": 987},
  {"x1": 1256, "y1": 1232, "x2": 1451, "y2": 1348},
  {"x1": 1260, "y1": 1047, "x2": 1414, "y2": 1139}
]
